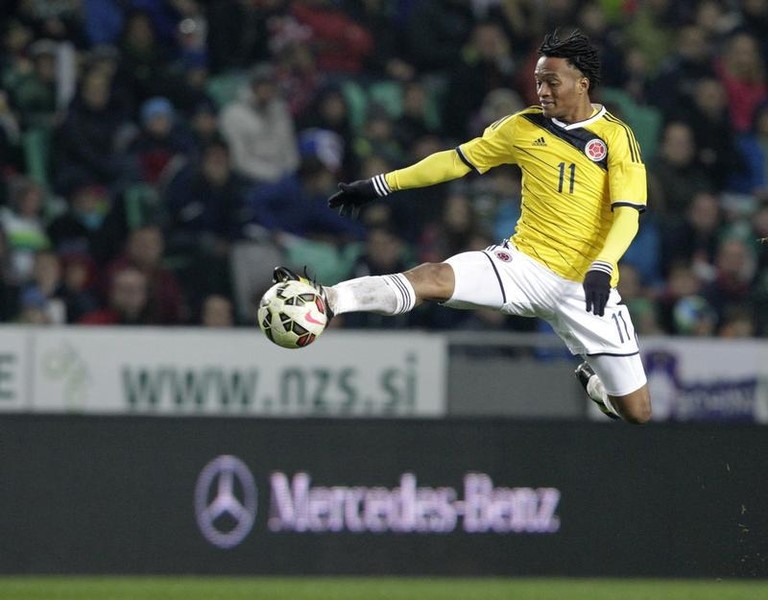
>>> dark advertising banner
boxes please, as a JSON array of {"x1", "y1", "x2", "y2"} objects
[{"x1": 0, "y1": 415, "x2": 765, "y2": 577}]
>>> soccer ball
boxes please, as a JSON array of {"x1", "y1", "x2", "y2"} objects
[{"x1": 258, "y1": 280, "x2": 329, "y2": 348}]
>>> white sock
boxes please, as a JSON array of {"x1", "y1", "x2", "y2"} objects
[
  {"x1": 586, "y1": 375, "x2": 621, "y2": 418},
  {"x1": 329, "y1": 274, "x2": 416, "y2": 316}
]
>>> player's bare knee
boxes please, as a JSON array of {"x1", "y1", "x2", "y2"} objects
[
  {"x1": 404, "y1": 263, "x2": 455, "y2": 302},
  {"x1": 613, "y1": 390, "x2": 652, "y2": 424},
  {"x1": 623, "y1": 403, "x2": 652, "y2": 424}
]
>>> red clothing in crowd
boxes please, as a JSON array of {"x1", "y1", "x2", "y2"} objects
[{"x1": 290, "y1": 3, "x2": 373, "y2": 74}]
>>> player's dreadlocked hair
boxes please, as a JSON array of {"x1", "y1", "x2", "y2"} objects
[{"x1": 538, "y1": 29, "x2": 601, "y2": 89}]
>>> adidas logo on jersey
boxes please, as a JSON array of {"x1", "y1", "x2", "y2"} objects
[{"x1": 532, "y1": 136, "x2": 547, "y2": 146}]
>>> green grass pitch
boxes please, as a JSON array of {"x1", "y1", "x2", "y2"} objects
[{"x1": 0, "y1": 577, "x2": 766, "y2": 600}]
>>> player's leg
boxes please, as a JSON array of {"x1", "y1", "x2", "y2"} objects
[
  {"x1": 576, "y1": 355, "x2": 651, "y2": 423},
  {"x1": 552, "y1": 283, "x2": 652, "y2": 424},
  {"x1": 330, "y1": 259, "x2": 477, "y2": 314},
  {"x1": 274, "y1": 248, "x2": 507, "y2": 318},
  {"x1": 273, "y1": 263, "x2": 451, "y2": 317}
]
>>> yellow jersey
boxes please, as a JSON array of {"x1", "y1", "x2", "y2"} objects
[{"x1": 457, "y1": 105, "x2": 647, "y2": 283}]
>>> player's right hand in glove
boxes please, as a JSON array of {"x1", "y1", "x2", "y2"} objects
[{"x1": 328, "y1": 174, "x2": 391, "y2": 218}]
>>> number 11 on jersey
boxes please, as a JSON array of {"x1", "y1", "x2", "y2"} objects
[{"x1": 557, "y1": 162, "x2": 576, "y2": 194}]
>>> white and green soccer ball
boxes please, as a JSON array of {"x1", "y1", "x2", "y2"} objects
[{"x1": 258, "y1": 280, "x2": 329, "y2": 349}]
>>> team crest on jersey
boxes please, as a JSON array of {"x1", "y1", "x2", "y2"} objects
[
  {"x1": 495, "y1": 250, "x2": 512, "y2": 262},
  {"x1": 585, "y1": 139, "x2": 607, "y2": 161}
]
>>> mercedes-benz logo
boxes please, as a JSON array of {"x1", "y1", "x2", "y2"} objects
[{"x1": 195, "y1": 455, "x2": 257, "y2": 549}]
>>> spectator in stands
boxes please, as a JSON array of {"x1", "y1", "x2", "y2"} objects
[
  {"x1": 692, "y1": 0, "x2": 740, "y2": 45},
  {"x1": 418, "y1": 191, "x2": 485, "y2": 263},
  {"x1": 15, "y1": 0, "x2": 84, "y2": 44},
  {"x1": 219, "y1": 64, "x2": 299, "y2": 184},
  {"x1": 403, "y1": 0, "x2": 475, "y2": 76},
  {"x1": 187, "y1": 98, "x2": 220, "y2": 156},
  {"x1": 59, "y1": 253, "x2": 99, "y2": 324},
  {"x1": 668, "y1": 76, "x2": 747, "y2": 192},
  {"x1": 205, "y1": 0, "x2": 284, "y2": 72},
  {"x1": 127, "y1": 96, "x2": 193, "y2": 185},
  {"x1": 647, "y1": 25, "x2": 716, "y2": 119},
  {"x1": 342, "y1": 0, "x2": 416, "y2": 81},
  {"x1": 622, "y1": 0, "x2": 680, "y2": 76},
  {"x1": 105, "y1": 225, "x2": 185, "y2": 325},
  {"x1": 18, "y1": 250, "x2": 66, "y2": 325},
  {"x1": 116, "y1": 9, "x2": 173, "y2": 105},
  {"x1": 441, "y1": 20, "x2": 516, "y2": 141},
  {"x1": 660, "y1": 191, "x2": 723, "y2": 281},
  {"x1": 702, "y1": 237, "x2": 757, "y2": 328},
  {"x1": 575, "y1": 1, "x2": 627, "y2": 90},
  {"x1": 53, "y1": 68, "x2": 136, "y2": 196},
  {"x1": 199, "y1": 293, "x2": 234, "y2": 327},
  {"x1": 47, "y1": 182, "x2": 110, "y2": 259},
  {"x1": 8, "y1": 38, "x2": 58, "y2": 129},
  {"x1": 715, "y1": 30, "x2": 768, "y2": 133},
  {"x1": 717, "y1": 305, "x2": 757, "y2": 337},
  {"x1": 649, "y1": 121, "x2": 715, "y2": 217},
  {"x1": 165, "y1": 52, "x2": 214, "y2": 121},
  {"x1": 163, "y1": 136, "x2": 248, "y2": 306},
  {"x1": 15, "y1": 287, "x2": 51, "y2": 325},
  {"x1": 1, "y1": 19, "x2": 34, "y2": 85},
  {"x1": 79, "y1": 266, "x2": 150, "y2": 326},
  {"x1": 246, "y1": 153, "x2": 365, "y2": 242},
  {"x1": 738, "y1": 0, "x2": 768, "y2": 59},
  {"x1": 395, "y1": 80, "x2": 440, "y2": 151},
  {"x1": 352, "y1": 104, "x2": 405, "y2": 168},
  {"x1": 165, "y1": 137, "x2": 249, "y2": 255},
  {"x1": 298, "y1": 85, "x2": 357, "y2": 180},
  {"x1": 270, "y1": 26, "x2": 322, "y2": 120},
  {"x1": 734, "y1": 100, "x2": 768, "y2": 196},
  {"x1": 81, "y1": 44, "x2": 134, "y2": 116},
  {"x1": 289, "y1": 0, "x2": 374, "y2": 76},
  {"x1": 0, "y1": 175, "x2": 50, "y2": 284},
  {"x1": 655, "y1": 262, "x2": 706, "y2": 334}
]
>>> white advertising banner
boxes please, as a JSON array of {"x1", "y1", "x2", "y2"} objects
[
  {"x1": 0, "y1": 327, "x2": 447, "y2": 417},
  {"x1": 586, "y1": 336, "x2": 768, "y2": 422}
]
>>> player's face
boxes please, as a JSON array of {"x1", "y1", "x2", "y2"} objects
[{"x1": 534, "y1": 56, "x2": 590, "y2": 122}]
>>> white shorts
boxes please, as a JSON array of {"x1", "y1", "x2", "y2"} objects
[{"x1": 443, "y1": 244, "x2": 647, "y2": 395}]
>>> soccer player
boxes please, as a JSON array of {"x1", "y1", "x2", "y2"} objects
[{"x1": 275, "y1": 30, "x2": 652, "y2": 423}]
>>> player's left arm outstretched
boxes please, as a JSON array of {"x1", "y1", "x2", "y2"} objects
[{"x1": 328, "y1": 150, "x2": 474, "y2": 217}]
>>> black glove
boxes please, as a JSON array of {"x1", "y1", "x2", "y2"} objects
[
  {"x1": 328, "y1": 174, "x2": 391, "y2": 218},
  {"x1": 583, "y1": 260, "x2": 612, "y2": 317}
]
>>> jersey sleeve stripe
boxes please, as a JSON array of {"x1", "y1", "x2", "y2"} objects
[
  {"x1": 604, "y1": 114, "x2": 642, "y2": 163},
  {"x1": 489, "y1": 114, "x2": 514, "y2": 130},
  {"x1": 455, "y1": 146, "x2": 480, "y2": 173},
  {"x1": 611, "y1": 201, "x2": 646, "y2": 212}
]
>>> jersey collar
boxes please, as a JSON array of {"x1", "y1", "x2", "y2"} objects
[{"x1": 551, "y1": 104, "x2": 606, "y2": 130}]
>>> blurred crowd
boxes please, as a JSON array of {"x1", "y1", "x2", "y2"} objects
[{"x1": 0, "y1": 0, "x2": 767, "y2": 337}]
